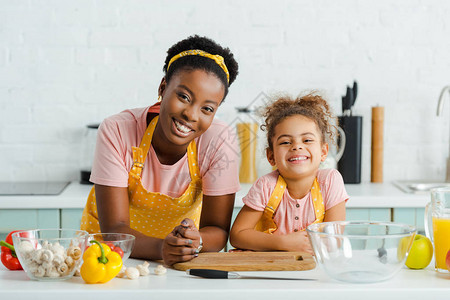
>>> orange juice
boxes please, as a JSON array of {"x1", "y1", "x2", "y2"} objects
[
  {"x1": 432, "y1": 217, "x2": 450, "y2": 271},
  {"x1": 237, "y1": 122, "x2": 258, "y2": 183}
]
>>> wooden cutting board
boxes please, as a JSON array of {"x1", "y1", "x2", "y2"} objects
[{"x1": 172, "y1": 252, "x2": 316, "y2": 271}]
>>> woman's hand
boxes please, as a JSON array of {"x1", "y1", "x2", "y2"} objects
[
  {"x1": 280, "y1": 231, "x2": 314, "y2": 254},
  {"x1": 161, "y1": 218, "x2": 201, "y2": 266}
]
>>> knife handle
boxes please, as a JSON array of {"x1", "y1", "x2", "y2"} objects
[{"x1": 187, "y1": 269, "x2": 229, "y2": 279}]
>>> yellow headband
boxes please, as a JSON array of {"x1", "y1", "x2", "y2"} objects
[{"x1": 167, "y1": 49, "x2": 230, "y2": 83}]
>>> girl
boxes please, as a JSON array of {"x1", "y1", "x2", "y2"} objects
[
  {"x1": 230, "y1": 94, "x2": 348, "y2": 253},
  {"x1": 80, "y1": 35, "x2": 240, "y2": 265}
]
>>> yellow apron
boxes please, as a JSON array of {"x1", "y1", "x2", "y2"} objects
[
  {"x1": 254, "y1": 176, "x2": 325, "y2": 234},
  {"x1": 80, "y1": 116, "x2": 203, "y2": 239}
]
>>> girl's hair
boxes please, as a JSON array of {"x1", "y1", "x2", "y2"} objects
[
  {"x1": 261, "y1": 93, "x2": 338, "y2": 150},
  {"x1": 163, "y1": 35, "x2": 239, "y2": 100}
]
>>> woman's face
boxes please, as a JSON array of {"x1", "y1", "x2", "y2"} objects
[
  {"x1": 156, "y1": 69, "x2": 225, "y2": 148},
  {"x1": 267, "y1": 115, "x2": 328, "y2": 181}
]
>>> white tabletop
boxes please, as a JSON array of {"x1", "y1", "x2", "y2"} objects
[
  {"x1": 0, "y1": 181, "x2": 430, "y2": 209},
  {"x1": 0, "y1": 258, "x2": 449, "y2": 300}
]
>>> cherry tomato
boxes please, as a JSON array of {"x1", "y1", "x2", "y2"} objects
[{"x1": 112, "y1": 246, "x2": 124, "y2": 258}]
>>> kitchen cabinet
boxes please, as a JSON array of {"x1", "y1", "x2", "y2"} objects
[
  {"x1": 393, "y1": 208, "x2": 426, "y2": 234},
  {"x1": 60, "y1": 209, "x2": 84, "y2": 230},
  {"x1": 0, "y1": 209, "x2": 59, "y2": 240}
]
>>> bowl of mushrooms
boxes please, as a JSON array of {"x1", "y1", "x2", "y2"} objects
[{"x1": 12, "y1": 229, "x2": 89, "y2": 281}]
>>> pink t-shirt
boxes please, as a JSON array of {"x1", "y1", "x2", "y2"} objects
[
  {"x1": 90, "y1": 106, "x2": 240, "y2": 197},
  {"x1": 243, "y1": 169, "x2": 348, "y2": 234}
]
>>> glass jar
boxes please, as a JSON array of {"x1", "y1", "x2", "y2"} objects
[
  {"x1": 80, "y1": 124, "x2": 99, "y2": 184},
  {"x1": 235, "y1": 107, "x2": 259, "y2": 183}
]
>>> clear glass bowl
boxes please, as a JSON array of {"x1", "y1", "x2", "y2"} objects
[
  {"x1": 12, "y1": 229, "x2": 89, "y2": 281},
  {"x1": 306, "y1": 221, "x2": 416, "y2": 283},
  {"x1": 88, "y1": 233, "x2": 135, "y2": 262}
]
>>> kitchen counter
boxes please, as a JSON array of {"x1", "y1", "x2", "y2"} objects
[
  {"x1": 0, "y1": 181, "x2": 431, "y2": 209},
  {"x1": 1, "y1": 258, "x2": 449, "y2": 300}
]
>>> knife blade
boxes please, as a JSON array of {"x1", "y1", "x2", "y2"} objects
[{"x1": 186, "y1": 269, "x2": 317, "y2": 281}]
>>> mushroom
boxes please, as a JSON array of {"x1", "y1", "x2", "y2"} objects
[
  {"x1": 136, "y1": 261, "x2": 150, "y2": 276},
  {"x1": 125, "y1": 267, "x2": 140, "y2": 280},
  {"x1": 154, "y1": 264, "x2": 167, "y2": 275}
]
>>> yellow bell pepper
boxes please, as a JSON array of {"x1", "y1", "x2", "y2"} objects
[{"x1": 80, "y1": 240, "x2": 123, "y2": 284}]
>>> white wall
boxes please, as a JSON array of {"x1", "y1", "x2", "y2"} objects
[{"x1": 0, "y1": 0, "x2": 449, "y2": 183}]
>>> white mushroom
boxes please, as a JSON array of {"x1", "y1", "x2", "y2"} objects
[
  {"x1": 32, "y1": 249, "x2": 44, "y2": 264},
  {"x1": 74, "y1": 266, "x2": 81, "y2": 277},
  {"x1": 65, "y1": 256, "x2": 75, "y2": 268},
  {"x1": 41, "y1": 240, "x2": 50, "y2": 250},
  {"x1": 116, "y1": 266, "x2": 127, "y2": 278},
  {"x1": 18, "y1": 241, "x2": 34, "y2": 258},
  {"x1": 125, "y1": 267, "x2": 140, "y2": 280},
  {"x1": 41, "y1": 249, "x2": 54, "y2": 263},
  {"x1": 46, "y1": 266, "x2": 60, "y2": 278},
  {"x1": 50, "y1": 242, "x2": 65, "y2": 257},
  {"x1": 52, "y1": 254, "x2": 65, "y2": 266},
  {"x1": 57, "y1": 263, "x2": 69, "y2": 276},
  {"x1": 136, "y1": 261, "x2": 150, "y2": 276},
  {"x1": 154, "y1": 265, "x2": 167, "y2": 275},
  {"x1": 27, "y1": 260, "x2": 40, "y2": 273},
  {"x1": 34, "y1": 266, "x2": 46, "y2": 277},
  {"x1": 67, "y1": 246, "x2": 82, "y2": 260}
]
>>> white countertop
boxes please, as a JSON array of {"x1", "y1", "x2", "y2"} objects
[
  {"x1": 1, "y1": 258, "x2": 449, "y2": 300},
  {"x1": 0, "y1": 181, "x2": 430, "y2": 209}
]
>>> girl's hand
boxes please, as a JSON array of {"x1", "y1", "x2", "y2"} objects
[
  {"x1": 161, "y1": 219, "x2": 200, "y2": 266},
  {"x1": 281, "y1": 231, "x2": 314, "y2": 254}
]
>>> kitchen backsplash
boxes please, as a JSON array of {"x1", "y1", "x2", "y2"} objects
[{"x1": 0, "y1": 0, "x2": 449, "y2": 183}]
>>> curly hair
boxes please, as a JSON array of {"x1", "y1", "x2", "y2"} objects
[
  {"x1": 163, "y1": 35, "x2": 239, "y2": 100},
  {"x1": 261, "y1": 93, "x2": 339, "y2": 150}
]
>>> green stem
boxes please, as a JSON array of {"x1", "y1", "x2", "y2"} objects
[
  {"x1": 0, "y1": 241, "x2": 17, "y2": 257},
  {"x1": 90, "y1": 240, "x2": 109, "y2": 264}
]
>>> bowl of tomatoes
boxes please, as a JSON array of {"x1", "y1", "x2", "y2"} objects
[{"x1": 87, "y1": 233, "x2": 135, "y2": 262}]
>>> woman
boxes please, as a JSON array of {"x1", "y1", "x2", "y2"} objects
[{"x1": 81, "y1": 35, "x2": 240, "y2": 266}]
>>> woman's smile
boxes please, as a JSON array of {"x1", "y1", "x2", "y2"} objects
[{"x1": 172, "y1": 117, "x2": 194, "y2": 137}]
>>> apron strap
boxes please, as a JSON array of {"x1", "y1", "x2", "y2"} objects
[
  {"x1": 131, "y1": 115, "x2": 200, "y2": 180},
  {"x1": 254, "y1": 176, "x2": 325, "y2": 234}
]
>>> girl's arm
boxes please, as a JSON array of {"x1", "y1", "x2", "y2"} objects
[
  {"x1": 230, "y1": 205, "x2": 312, "y2": 252},
  {"x1": 95, "y1": 184, "x2": 197, "y2": 264},
  {"x1": 323, "y1": 201, "x2": 346, "y2": 222}
]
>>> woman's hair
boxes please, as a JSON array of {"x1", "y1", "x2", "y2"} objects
[
  {"x1": 261, "y1": 93, "x2": 338, "y2": 150},
  {"x1": 163, "y1": 35, "x2": 239, "y2": 99}
]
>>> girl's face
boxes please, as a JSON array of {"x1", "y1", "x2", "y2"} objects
[
  {"x1": 266, "y1": 115, "x2": 328, "y2": 180},
  {"x1": 156, "y1": 69, "x2": 225, "y2": 148}
]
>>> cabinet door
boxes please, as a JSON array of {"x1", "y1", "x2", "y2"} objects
[
  {"x1": 346, "y1": 208, "x2": 391, "y2": 222},
  {"x1": 0, "y1": 209, "x2": 59, "y2": 241},
  {"x1": 60, "y1": 209, "x2": 84, "y2": 230},
  {"x1": 394, "y1": 208, "x2": 425, "y2": 235}
]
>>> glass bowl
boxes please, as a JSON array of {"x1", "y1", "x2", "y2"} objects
[
  {"x1": 88, "y1": 233, "x2": 135, "y2": 262},
  {"x1": 12, "y1": 229, "x2": 89, "y2": 281},
  {"x1": 306, "y1": 221, "x2": 416, "y2": 283}
]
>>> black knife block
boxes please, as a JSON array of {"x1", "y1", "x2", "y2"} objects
[{"x1": 337, "y1": 116, "x2": 362, "y2": 184}]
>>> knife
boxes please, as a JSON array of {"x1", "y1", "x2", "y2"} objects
[{"x1": 186, "y1": 269, "x2": 317, "y2": 280}]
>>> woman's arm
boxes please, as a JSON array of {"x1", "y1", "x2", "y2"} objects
[
  {"x1": 198, "y1": 193, "x2": 236, "y2": 252},
  {"x1": 95, "y1": 184, "x2": 197, "y2": 263}
]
